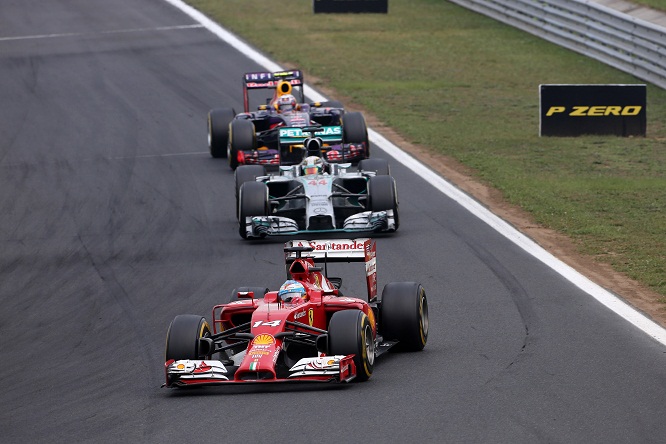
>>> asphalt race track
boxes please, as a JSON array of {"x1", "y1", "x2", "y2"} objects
[{"x1": 1, "y1": 1, "x2": 665, "y2": 442}]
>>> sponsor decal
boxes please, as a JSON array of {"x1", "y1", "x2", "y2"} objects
[
  {"x1": 279, "y1": 127, "x2": 341, "y2": 138},
  {"x1": 304, "y1": 240, "x2": 366, "y2": 251},
  {"x1": 539, "y1": 84, "x2": 646, "y2": 137},
  {"x1": 246, "y1": 72, "x2": 271, "y2": 81},
  {"x1": 294, "y1": 311, "x2": 307, "y2": 320},
  {"x1": 308, "y1": 308, "x2": 314, "y2": 326},
  {"x1": 365, "y1": 257, "x2": 377, "y2": 276},
  {"x1": 250, "y1": 351, "x2": 270, "y2": 358},
  {"x1": 246, "y1": 81, "x2": 274, "y2": 88},
  {"x1": 545, "y1": 106, "x2": 642, "y2": 116},
  {"x1": 252, "y1": 333, "x2": 275, "y2": 346},
  {"x1": 193, "y1": 362, "x2": 212, "y2": 373},
  {"x1": 306, "y1": 358, "x2": 338, "y2": 369},
  {"x1": 274, "y1": 70, "x2": 298, "y2": 77}
]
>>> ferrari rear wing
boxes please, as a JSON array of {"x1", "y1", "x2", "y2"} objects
[{"x1": 284, "y1": 238, "x2": 378, "y2": 301}]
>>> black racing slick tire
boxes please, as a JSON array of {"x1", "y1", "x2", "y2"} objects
[
  {"x1": 380, "y1": 282, "x2": 428, "y2": 352},
  {"x1": 358, "y1": 158, "x2": 390, "y2": 176},
  {"x1": 368, "y1": 175, "x2": 399, "y2": 230},
  {"x1": 165, "y1": 314, "x2": 212, "y2": 361},
  {"x1": 228, "y1": 119, "x2": 256, "y2": 170},
  {"x1": 208, "y1": 108, "x2": 235, "y2": 158},
  {"x1": 235, "y1": 165, "x2": 267, "y2": 217},
  {"x1": 342, "y1": 111, "x2": 369, "y2": 158},
  {"x1": 238, "y1": 181, "x2": 269, "y2": 239},
  {"x1": 328, "y1": 309, "x2": 375, "y2": 382}
]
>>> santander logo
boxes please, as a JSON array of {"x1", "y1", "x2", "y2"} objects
[{"x1": 302, "y1": 240, "x2": 366, "y2": 251}]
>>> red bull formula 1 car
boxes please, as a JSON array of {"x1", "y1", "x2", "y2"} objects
[
  {"x1": 207, "y1": 69, "x2": 369, "y2": 169},
  {"x1": 163, "y1": 238, "x2": 428, "y2": 388}
]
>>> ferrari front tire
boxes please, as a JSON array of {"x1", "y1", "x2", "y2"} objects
[
  {"x1": 328, "y1": 309, "x2": 375, "y2": 381},
  {"x1": 380, "y1": 282, "x2": 428, "y2": 352},
  {"x1": 165, "y1": 314, "x2": 212, "y2": 361}
]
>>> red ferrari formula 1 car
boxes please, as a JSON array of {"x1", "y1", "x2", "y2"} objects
[{"x1": 163, "y1": 238, "x2": 428, "y2": 388}]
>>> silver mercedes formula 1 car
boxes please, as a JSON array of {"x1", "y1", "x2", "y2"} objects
[{"x1": 235, "y1": 133, "x2": 398, "y2": 239}]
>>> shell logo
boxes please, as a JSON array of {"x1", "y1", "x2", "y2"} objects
[{"x1": 253, "y1": 334, "x2": 275, "y2": 345}]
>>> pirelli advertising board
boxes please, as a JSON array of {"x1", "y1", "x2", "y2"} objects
[
  {"x1": 539, "y1": 84, "x2": 646, "y2": 137},
  {"x1": 313, "y1": 0, "x2": 388, "y2": 13}
]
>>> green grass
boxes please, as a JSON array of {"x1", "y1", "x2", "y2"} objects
[
  {"x1": 634, "y1": 0, "x2": 666, "y2": 11},
  {"x1": 188, "y1": 0, "x2": 666, "y2": 300}
]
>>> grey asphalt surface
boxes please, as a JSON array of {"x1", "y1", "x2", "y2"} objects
[{"x1": 1, "y1": 1, "x2": 665, "y2": 443}]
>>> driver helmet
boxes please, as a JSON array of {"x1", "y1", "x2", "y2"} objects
[
  {"x1": 302, "y1": 156, "x2": 323, "y2": 175},
  {"x1": 278, "y1": 280, "x2": 306, "y2": 303},
  {"x1": 276, "y1": 94, "x2": 297, "y2": 113}
]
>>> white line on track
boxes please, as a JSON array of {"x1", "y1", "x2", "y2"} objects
[
  {"x1": 162, "y1": 0, "x2": 666, "y2": 346},
  {"x1": 0, "y1": 24, "x2": 203, "y2": 42}
]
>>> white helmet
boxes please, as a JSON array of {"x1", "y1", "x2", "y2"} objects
[
  {"x1": 278, "y1": 280, "x2": 306, "y2": 303},
  {"x1": 302, "y1": 156, "x2": 323, "y2": 175},
  {"x1": 276, "y1": 94, "x2": 297, "y2": 113}
]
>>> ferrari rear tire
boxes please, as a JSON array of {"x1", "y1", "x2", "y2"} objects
[
  {"x1": 358, "y1": 158, "x2": 390, "y2": 176},
  {"x1": 165, "y1": 314, "x2": 212, "y2": 361},
  {"x1": 380, "y1": 282, "x2": 428, "y2": 352},
  {"x1": 238, "y1": 181, "x2": 269, "y2": 239},
  {"x1": 368, "y1": 175, "x2": 399, "y2": 230},
  {"x1": 208, "y1": 108, "x2": 235, "y2": 158},
  {"x1": 229, "y1": 119, "x2": 256, "y2": 170},
  {"x1": 342, "y1": 112, "x2": 369, "y2": 158},
  {"x1": 328, "y1": 309, "x2": 375, "y2": 382}
]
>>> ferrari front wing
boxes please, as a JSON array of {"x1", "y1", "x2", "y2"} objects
[{"x1": 163, "y1": 355, "x2": 356, "y2": 388}]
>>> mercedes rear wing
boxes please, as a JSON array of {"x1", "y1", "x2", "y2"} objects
[{"x1": 284, "y1": 238, "x2": 378, "y2": 301}]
